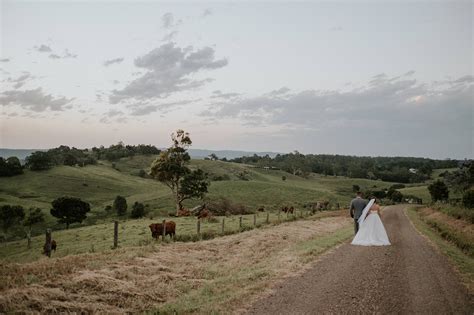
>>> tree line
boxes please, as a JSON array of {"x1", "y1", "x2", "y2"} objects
[
  {"x1": 0, "y1": 143, "x2": 161, "y2": 176},
  {"x1": 227, "y1": 151, "x2": 459, "y2": 183}
]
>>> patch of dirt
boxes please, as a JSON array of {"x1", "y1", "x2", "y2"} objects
[
  {"x1": 0, "y1": 212, "x2": 350, "y2": 313},
  {"x1": 246, "y1": 205, "x2": 473, "y2": 314}
]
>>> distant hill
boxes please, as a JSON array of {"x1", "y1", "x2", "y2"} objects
[
  {"x1": 0, "y1": 148, "x2": 280, "y2": 161},
  {"x1": 188, "y1": 149, "x2": 280, "y2": 159}
]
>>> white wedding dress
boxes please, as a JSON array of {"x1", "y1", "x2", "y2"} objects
[{"x1": 351, "y1": 207, "x2": 391, "y2": 246}]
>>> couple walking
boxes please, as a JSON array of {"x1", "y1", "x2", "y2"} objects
[{"x1": 349, "y1": 191, "x2": 391, "y2": 246}]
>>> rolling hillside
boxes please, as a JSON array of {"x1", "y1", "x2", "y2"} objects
[{"x1": 0, "y1": 155, "x2": 400, "y2": 242}]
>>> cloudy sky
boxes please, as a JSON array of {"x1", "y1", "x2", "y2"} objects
[{"x1": 0, "y1": 1, "x2": 472, "y2": 159}]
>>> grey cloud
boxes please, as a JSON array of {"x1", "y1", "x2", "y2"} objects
[
  {"x1": 36, "y1": 44, "x2": 52, "y2": 52},
  {"x1": 112, "y1": 80, "x2": 120, "y2": 85},
  {"x1": 404, "y1": 70, "x2": 416, "y2": 76},
  {"x1": 128, "y1": 99, "x2": 198, "y2": 116},
  {"x1": 5, "y1": 73, "x2": 35, "y2": 89},
  {"x1": 0, "y1": 88, "x2": 74, "y2": 112},
  {"x1": 0, "y1": 58, "x2": 10, "y2": 62},
  {"x1": 161, "y1": 31, "x2": 178, "y2": 42},
  {"x1": 105, "y1": 109, "x2": 124, "y2": 117},
  {"x1": 49, "y1": 54, "x2": 61, "y2": 59},
  {"x1": 211, "y1": 90, "x2": 240, "y2": 99},
  {"x1": 63, "y1": 49, "x2": 77, "y2": 58},
  {"x1": 162, "y1": 12, "x2": 180, "y2": 29},
  {"x1": 109, "y1": 42, "x2": 227, "y2": 104},
  {"x1": 202, "y1": 75, "x2": 473, "y2": 132},
  {"x1": 103, "y1": 57, "x2": 124, "y2": 66}
]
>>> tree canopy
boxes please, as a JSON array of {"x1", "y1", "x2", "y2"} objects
[
  {"x1": 50, "y1": 197, "x2": 91, "y2": 228},
  {"x1": 150, "y1": 130, "x2": 209, "y2": 214}
]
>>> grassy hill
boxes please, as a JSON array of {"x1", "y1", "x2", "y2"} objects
[{"x1": 0, "y1": 155, "x2": 401, "y2": 247}]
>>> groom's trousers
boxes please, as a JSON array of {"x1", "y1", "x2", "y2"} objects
[{"x1": 354, "y1": 220, "x2": 359, "y2": 234}]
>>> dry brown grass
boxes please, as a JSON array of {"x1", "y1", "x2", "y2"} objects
[{"x1": 0, "y1": 211, "x2": 351, "y2": 314}]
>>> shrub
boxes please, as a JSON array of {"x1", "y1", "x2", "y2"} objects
[
  {"x1": 428, "y1": 180, "x2": 449, "y2": 202},
  {"x1": 131, "y1": 202, "x2": 146, "y2": 218},
  {"x1": 462, "y1": 190, "x2": 474, "y2": 209},
  {"x1": 138, "y1": 169, "x2": 147, "y2": 178},
  {"x1": 113, "y1": 195, "x2": 128, "y2": 216}
]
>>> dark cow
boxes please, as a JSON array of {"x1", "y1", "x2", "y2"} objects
[
  {"x1": 43, "y1": 240, "x2": 57, "y2": 255},
  {"x1": 149, "y1": 221, "x2": 176, "y2": 239},
  {"x1": 257, "y1": 206, "x2": 265, "y2": 212},
  {"x1": 288, "y1": 206, "x2": 294, "y2": 214}
]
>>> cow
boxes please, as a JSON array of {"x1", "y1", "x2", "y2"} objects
[
  {"x1": 177, "y1": 208, "x2": 191, "y2": 217},
  {"x1": 288, "y1": 206, "x2": 294, "y2": 214},
  {"x1": 257, "y1": 206, "x2": 265, "y2": 212},
  {"x1": 149, "y1": 221, "x2": 176, "y2": 239},
  {"x1": 197, "y1": 209, "x2": 213, "y2": 220},
  {"x1": 43, "y1": 240, "x2": 57, "y2": 255}
]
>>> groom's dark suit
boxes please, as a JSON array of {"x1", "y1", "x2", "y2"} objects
[{"x1": 349, "y1": 196, "x2": 368, "y2": 234}]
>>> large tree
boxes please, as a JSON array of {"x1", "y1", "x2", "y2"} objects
[
  {"x1": 428, "y1": 180, "x2": 449, "y2": 202},
  {"x1": 26, "y1": 151, "x2": 54, "y2": 170},
  {"x1": 0, "y1": 205, "x2": 25, "y2": 232},
  {"x1": 150, "y1": 130, "x2": 209, "y2": 215},
  {"x1": 50, "y1": 197, "x2": 91, "y2": 228}
]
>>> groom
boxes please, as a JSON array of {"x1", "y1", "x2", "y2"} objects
[{"x1": 349, "y1": 191, "x2": 368, "y2": 234}]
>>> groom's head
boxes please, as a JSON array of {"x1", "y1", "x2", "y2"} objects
[{"x1": 356, "y1": 191, "x2": 363, "y2": 198}]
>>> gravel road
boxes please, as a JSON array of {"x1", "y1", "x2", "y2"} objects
[{"x1": 247, "y1": 205, "x2": 473, "y2": 314}]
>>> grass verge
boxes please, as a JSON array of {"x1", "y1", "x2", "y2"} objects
[
  {"x1": 154, "y1": 223, "x2": 352, "y2": 314},
  {"x1": 406, "y1": 207, "x2": 474, "y2": 292}
]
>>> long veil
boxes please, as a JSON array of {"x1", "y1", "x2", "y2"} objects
[{"x1": 358, "y1": 198, "x2": 375, "y2": 225}]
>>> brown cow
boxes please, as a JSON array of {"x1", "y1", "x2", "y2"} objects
[
  {"x1": 257, "y1": 206, "x2": 265, "y2": 212},
  {"x1": 197, "y1": 209, "x2": 213, "y2": 220},
  {"x1": 149, "y1": 221, "x2": 176, "y2": 239},
  {"x1": 288, "y1": 206, "x2": 294, "y2": 214},
  {"x1": 177, "y1": 208, "x2": 191, "y2": 217},
  {"x1": 43, "y1": 240, "x2": 57, "y2": 255}
]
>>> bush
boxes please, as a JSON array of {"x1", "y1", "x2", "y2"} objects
[
  {"x1": 462, "y1": 190, "x2": 474, "y2": 209},
  {"x1": 113, "y1": 195, "x2": 128, "y2": 216},
  {"x1": 428, "y1": 180, "x2": 449, "y2": 202},
  {"x1": 130, "y1": 202, "x2": 146, "y2": 218},
  {"x1": 211, "y1": 174, "x2": 231, "y2": 181},
  {"x1": 390, "y1": 191, "x2": 403, "y2": 202}
]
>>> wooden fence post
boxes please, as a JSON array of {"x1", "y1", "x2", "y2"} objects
[
  {"x1": 221, "y1": 217, "x2": 225, "y2": 234},
  {"x1": 278, "y1": 210, "x2": 281, "y2": 223},
  {"x1": 253, "y1": 214, "x2": 257, "y2": 227},
  {"x1": 45, "y1": 229, "x2": 52, "y2": 257},
  {"x1": 162, "y1": 219, "x2": 167, "y2": 241},
  {"x1": 113, "y1": 221, "x2": 118, "y2": 249},
  {"x1": 239, "y1": 216, "x2": 243, "y2": 231},
  {"x1": 27, "y1": 228, "x2": 31, "y2": 249},
  {"x1": 197, "y1": 218, "x2": 201, "y2": 238},
  {"x1": 266, "y1": 212, "x2": 270, "y2": 224}
]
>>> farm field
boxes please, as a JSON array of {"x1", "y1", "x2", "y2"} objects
[
  {"x1": 0, "y1": 156, "x2": 398, "y2": 241},
  {"x1": 0, "y1": 213, "x2": 353, "y2": 313},
  {"x1": 0, "y1": 210, "x2": 341, "y2": 264}
]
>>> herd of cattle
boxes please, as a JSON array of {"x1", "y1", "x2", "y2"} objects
[{"x1": 42, "y1": 201, "x2": 333, "y2": 254}]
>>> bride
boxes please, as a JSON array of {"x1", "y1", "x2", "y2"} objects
[{"x1": 351, "y1": 198, "x2": 391, "y2": 246}]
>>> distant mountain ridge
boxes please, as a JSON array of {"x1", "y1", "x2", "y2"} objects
[{"x1": 0, "y1": 148, "x2": 280, "y2": 161}]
